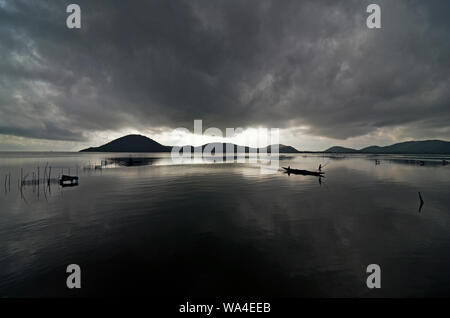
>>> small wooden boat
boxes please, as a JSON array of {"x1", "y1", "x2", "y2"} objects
[
  {"x1": 59, "y1": 175, "x2": 79, "y2": 185},
  {"x1": 282, "y1": 167, "x2": 325, "y2": 177}
]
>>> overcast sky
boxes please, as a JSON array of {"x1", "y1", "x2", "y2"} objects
[{"x1": 0, "y1": 0, "x2": 449, "y2": 151}]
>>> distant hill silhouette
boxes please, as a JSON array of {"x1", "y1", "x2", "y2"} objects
[
  {"x1": 80, "y1": 135, "x2": 450, "y2": 154},
  {"x1": 79, "y1": 135, "x2": 301, "y2": 153},
  {"x1": 325, "y1": 140, "x2": 450, "y2": 154},
  {"x1": 80, "y1": 134, "x2": 170, "y2": 152},
  {"x1": 325, "y1": 146, "x2": 358, "y2": 153},
  {"x1": 264, "y1": 144, "x2": 300, "y2": 153}
]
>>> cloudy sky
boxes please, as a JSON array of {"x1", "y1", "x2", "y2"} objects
[{"x1": 0, "y1": 0, "x2": 449, "y2": 151}]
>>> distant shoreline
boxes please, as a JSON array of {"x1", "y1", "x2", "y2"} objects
[
  {"x1": 2, "y1": 136, "x2": 450, "y2": 155},
  {"x1": 1, "y1": 151, "x2": 450, "y2": 156},
  {"x1": 78, "y1": 134, "x2": 450, "y2": 155}
]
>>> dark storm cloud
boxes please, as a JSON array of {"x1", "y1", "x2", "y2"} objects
[{"x1": 0, "y1": 0, "x2": 449, "y2": 142}]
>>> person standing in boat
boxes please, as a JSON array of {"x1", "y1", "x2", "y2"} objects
[{"x1": 318, "y1": 164, "x2": 322, "y2": 172}]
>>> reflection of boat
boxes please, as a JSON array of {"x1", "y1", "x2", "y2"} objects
[
  {"x1": 108, "y1": 157, "x2": 155, "y2": 167},
  {"x1": 282, "y1": 167, "x2": 325, "y2": 177},
  {"x1": 60, "y1": 182, "x2": 79, "y2": 188},
  {"x1": 59, "y1": 175, "x2": 79, "y2": 186}
]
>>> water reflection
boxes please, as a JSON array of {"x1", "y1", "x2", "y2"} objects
[
  {"x1": 0, "y1": 152, "x2": 449, "y2": 297},
  {"x1": 106, "y1": 157, "x2": 158, "y2": 167},
  {"x1": 418, "y1": 192, "x2": 425, "y2": 213}
]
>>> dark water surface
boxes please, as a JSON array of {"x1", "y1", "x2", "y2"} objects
[{"x1": 0, "y1": 152, "x2": 450, "y2": 297}]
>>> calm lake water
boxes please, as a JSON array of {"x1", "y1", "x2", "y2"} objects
[{"x1": 0, "y1": 152, "x2": 449, "y2": 297}]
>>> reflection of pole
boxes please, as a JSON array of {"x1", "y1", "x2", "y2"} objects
[
  {"x1": 37, "y1": 166, "x2": 40, "y2": 200},
  {"x1": 20, "y1": 176, "x2": 23, "y2": 199},
  {"x1": 8, "y1": 172, "x2": 11, "y2": 191},
  {"x1": 418, "y1": 192, "x2": 424, "y2": 213},
  {"x1": 48, "y1": 166, "x2": 52, "y2": 194}
]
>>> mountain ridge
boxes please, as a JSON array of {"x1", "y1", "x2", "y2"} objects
[
  {"x1": 79, "y1": 135, "x2": 300, "y2": 153},
  {"x1": 80, "y1": 135, "x2": 450, "y2": 154},
  {"x1": 80, "y1": 134, "x2": 170, "y2": 153},
  {"x1": 325, "y1": 140, "x2": 450, "y2": 154}
]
